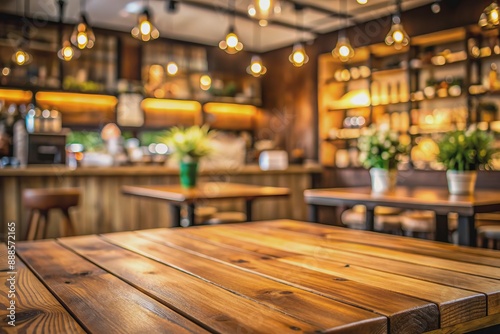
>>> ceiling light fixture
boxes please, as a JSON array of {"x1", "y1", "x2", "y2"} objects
[
  {"x1": 332, "y1": 0, "x2": 354, "y2": 62},
  {"x1": 247, "y1": 0, "x2": 281, "y2": 27},
  {"x1": 289, "y1": 5, "x2": 309, "y2": 67},
  {"x1": 385, "y1": 0, "x2": 410, "y2": 49},
  {"x1": 131, "y1": 0, "x2": 160, "y2": 42},
  {"x1": 479, "y1": 1, "x2": 500, "y2": 29},
  {"x1": 58, "y1": 39, "x2": 80, "y2": 61},
  {"x1": 219, "y1": 0, "x2": 243, "y2": 54},
  {"x1": 247, "y1": 25, "x2": 266, "y2": 77},
  {"x1": 12, "y1": 0, "x2": 32, "y2": 66},
  {"x1": 71, "y1": 0, "x2": 95, "y2": 49},
  {"x1": 357, "y1": 0, "x2": 368, "y2": 4}
]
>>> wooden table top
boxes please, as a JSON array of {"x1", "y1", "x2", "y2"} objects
[
  {"x1": 304, "y1": 186, "x2": 500, "y2": 215},
  {"x1": 5, "y1": 220, "x2": 500, "y2": 333},
  {"x1": 122, "y1": 182, "x2": 290, "y2": 203}
]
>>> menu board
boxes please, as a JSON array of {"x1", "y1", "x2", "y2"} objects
[{"x1": 117, "y1": 93, "x2": 144, "y2": 127}]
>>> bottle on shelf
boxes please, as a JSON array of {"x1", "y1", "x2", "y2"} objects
[{"x1": 489, "y1": 63, "x2": 498, "y2": 91}]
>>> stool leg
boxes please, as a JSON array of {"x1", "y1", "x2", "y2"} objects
[
  {"x1": 36, "y1": 210, "x2": 48, "y2": 240},
  {"x1": 26, "y1": 210, "x2": 39, "y2": 241},
  {"x1": 61, "y1": 208, "x2": 76, "y2": 237}
]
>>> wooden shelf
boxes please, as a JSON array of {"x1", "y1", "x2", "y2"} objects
[{"x1": 371, "y1": 67, "x2": 406, "y2": 75}]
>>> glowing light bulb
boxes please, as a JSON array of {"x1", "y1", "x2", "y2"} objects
[
  {"x1": 393, "y1": 30, "x2": 404, "y2": 43},
  {"x1": 259, "y1": 0, "x2": 271, "y2": 11},
  {"x1": 491, "y1": 8, "x2": 499, "y2": 22},
  {"x1": 166, "y1": 62, "x2": 178, "y2": 76},
  {"x1": 339, "y1": 45, "x2": 350, "y2": 57},
  {"x1": 200, "y1": 75, "x2": 212, "y2": 90},
  {"x1": 16, "y1": 52, "x2": 26, "y2": 65},
  {"x1": 77, "y1": 32, "x2": 88, "y2": 48},
  {"x1": 226, "y1": 33, "x2": 239, "y2": 48},
  {"x1": 292, "y1": 51, "x2": 305, "y2": 64},
  {"x1": 251, "y1": 62, "x2": 262, "y2": 74},
  {"x1": 63, "y1": 46, "x2": 74, "y2": 59},
  {"x1": 357, "y1": 0, "x2": 368, "y2": 4},
  {"x1": 248, "y1": 7, "x2": 256, "y2": 16},
  {"x1": 140, "y1": 21, "x2": 152, "y2": 35}
]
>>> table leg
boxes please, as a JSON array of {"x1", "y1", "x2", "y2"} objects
[
  {"x1": 365, "y1": 208, "x2": 375, "y2": 231},
  {"x1": 184, "y1": 204, "x2": 196, "y2": 227},
  {"x1": 435, "y1": 214, "x2": 449, "y2": 243},
  {"x1": 169, "y1": 205, "x2": 181, "y2": 228},
  {"x1": 458, "y1": 215, "x2": 476, "y2": 247},
  {"x1": 308, "y1": 204, "x2": 318, "y2": 223},
  {"x1": 245, "y1": 200, "x2": 253, "y2": 221}
]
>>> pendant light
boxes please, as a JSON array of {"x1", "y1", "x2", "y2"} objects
[
  {"x1": 247, "y1": 0, "x2": 281, "y2": 27},
  {"x1": 12, "y1": 0, "x2": 32, "y2": 66},
  {"x1": 247, "y1": 25, "x2": 266, "y2": 77},
  {"x1": 479, "y1": 1, "x2": 500, "y2": 29},
  {"x1": 131, "y1": 0, "x2": 160, "y2": 42},
  {"x1": 166, "y1": 11, "x2": 178, "y2": 76},
  {"x1": 385, "y1": 0, "x2": 410, "y2": 50},
  {"x1": 219, "y1": 0, "x2": 243, "y2": 54},
  {"x1": 289, "y1": 4, "x2": 309, "y2": 67},
  {"x1": 58, "y1": 39, "x2": 80, "y2": 61},
  {"x1": 332, "y1": 0, "x2": 354, "y2": 62},
  {"x1": 71, "y1": 0, "x2": 95, "y2": 49}
]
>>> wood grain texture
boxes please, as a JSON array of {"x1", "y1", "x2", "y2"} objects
[
  {"x1": 179, "y1": 224, "x2": 488, "y2": 327},
  {"x1": 138, "y1": 228, "x2": 440, "y2": 333},
  {"x1": 15, "y1": 240, "x2": 209, "y2": 334},
  {"x1": 68, "y1": 233, "x2": 388, "y2": 334},
  {"x1": 0, "y1": 245, "x2": 85, "y2": 334},
  {"x1": 58, "y1": 235, "x2": 340, "y2": 334}
]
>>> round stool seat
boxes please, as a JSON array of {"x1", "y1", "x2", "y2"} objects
[
  {"x1": 23, "y1": 188, "x2": 80, "y2": 211},
  {"x1": 478, "y1": 225, "x2": 500, "y2": 240},
  {"x1": 341, "y1": 209, "x2": 365, "y2": 230},
  {"x1": 23, "y1": 188, "x2": 81, "y2": 240},
  {"x1": 402, "y1": 211, "x2": 435, "y2": 233},
  {"x1": 205, "y1": 211, "x2": 247, "y2": 225},
  {"x1": 375, "y1": 215, "x2": 402, "y2": 232},
  {"x1": 341, "y1": 206, "x2": 402, "y2": 233}
]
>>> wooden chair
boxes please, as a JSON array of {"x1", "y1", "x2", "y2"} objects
[{"x1": 23, "y1": 188, "x2": 80, "y2": 240}]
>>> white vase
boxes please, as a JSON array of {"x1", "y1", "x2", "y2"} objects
[
  {"x1": 369, "y1": 168, "x2": 397, "y2": 193},
  {"x1": 446, "y1": 170, "x2": 477, "y2": 195}
]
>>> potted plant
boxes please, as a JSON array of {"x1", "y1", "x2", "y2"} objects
[
  {"x1": 161, "y1": 125, "x2": 215, "y2": 188},
  {"x1": 437, "y1": 129, "x2": 496, "y2": 195},
  {"x1": 358, "y1": 127, "x2": 408, "y2": 193}
]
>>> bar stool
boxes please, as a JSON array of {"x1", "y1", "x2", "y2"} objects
[
  {"x1": 204, "y1": 211, "x2": 247, "y2": 225},
  {"x1": 23, "y1": 188, "x2": 81, "y2": 240},
  {"x1": 401, "y1": 210, "x2": 435, "y2": 240},
  {"x1": 476, "y1": 213, "x2": 500, "y2": 249}
]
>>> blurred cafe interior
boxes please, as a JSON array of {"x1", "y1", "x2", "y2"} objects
[{"x1": 1, "y1": 0, "x2": 500, "y2": 332}]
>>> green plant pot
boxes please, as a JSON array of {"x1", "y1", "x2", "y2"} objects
[{"x1": 179, "y1": 160, "x2": 199, "y2": 188}]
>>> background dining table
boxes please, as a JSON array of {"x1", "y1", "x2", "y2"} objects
[
  {"x1": 304, "y1": 186, "x2": 500, "y2": 246},
  {"x1": 122, "y1": 182, "x2": 290, "y2": 227},
  {"x1": 3, "y1": 220, "x2": 500, "y2": 333}
]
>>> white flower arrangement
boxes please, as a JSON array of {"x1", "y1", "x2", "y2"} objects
[{"x1": 358, "y1": 126, "x2": 408, "y2": 170}]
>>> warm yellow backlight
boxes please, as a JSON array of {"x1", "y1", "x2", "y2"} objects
[
  {"x1": 36, "y1": 92, "x2": 117, "y2": 112},
  {"x1": 0, "y1": 89, "x2": 32, "y2": 104},
  {"x1": 141, "y1": 98, "x2": 201, "y2": 113},
  {"x1": 204, "y1": 103, "x2": 257, "y2": 116}
]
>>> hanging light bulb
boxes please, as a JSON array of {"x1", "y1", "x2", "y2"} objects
[
  {"x1": 58, "y1": 40, "x2": 80, "y2": 61},
  {"x1": 131, "y1": 7, "x2": 160, "y2": 42},
  {"x1": 431, "y1": 0, "x2": 441, "y2": 14},
  {"x1": 332, "y1": 34, "x2": 355, "y2": 62},
  {"x1": 247, "y1": 0, "x2": 281, "y2": 27},
  {"x1": 357, "y1": 0, "x2": 368, "y2": 4},
  {"x1": 12, "y1": 48, "x2": 32, "y2": 66},
  {"x1": 166, "y1": 61, "x2": 179, "y2": 76},
  {"x1": 71, "y1": 13, "x2": 95, "y2": 49},
  {"x1": 385, "y1": 15, "x2": 410, "y2": 49},
  {"x1": 479, "y1": 1, "x2": 500, "y2": 29},
  {"x1": 332, "y1": 0, "x2": 355, "y2": 62},
  {"x1": 289, "y1": 43, "x2": 309, "y2": 67},
  {"x1": 219, "y1": 26, "x2": 243, "y2": 54},
  {"x1": 200, "y1": 75, "x2": 212, "y2": 90},
  {"x1": 247, "y1": 55, "x2": 267, "y2": 77}
]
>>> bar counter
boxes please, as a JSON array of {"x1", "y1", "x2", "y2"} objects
[{"x1": 0, "y1": 164, "x2": 321, "y2": 240}]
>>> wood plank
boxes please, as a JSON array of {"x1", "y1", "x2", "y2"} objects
[
  {"x1": 93, "y1": 232, "x2": 388, "y2": 334},
  {"x1": 212, "y1": 223, "x2": 500, "y2": 280},
  {"x1": 0, "y1": 245, "x2": 85, "y2": 333},
  {"x1": 424, "y1": 313, "x2": 500, "y2": 334},
  {"x1": 16, "y1": 240, "x2": 209, "y2": 334},
  {"x1": 58, "y1": 235, "x2": 338, "y2": 334},
  {"x1": 138, "y1": 229, "x2": 440, "y2": 333},
  {"x1": 266, "y1": 220, "x2": 500, "y2": 259},
  {"x1": 184, "y1": 225, "x2": 487, "y2": 327},
  {"x1": 205, "y1": 223, "x2": 500, "y2": 314}
]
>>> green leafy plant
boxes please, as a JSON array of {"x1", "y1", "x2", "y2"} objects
[
  {"x1": 437, "y1": 129, "x2": 496, "y2": 171},
  {"x1": 160, "y1": 125, "x2": 215, "y2": 162},
  {"x1": 358, "y1": 127, "x2": 408, "y2": 170}
]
